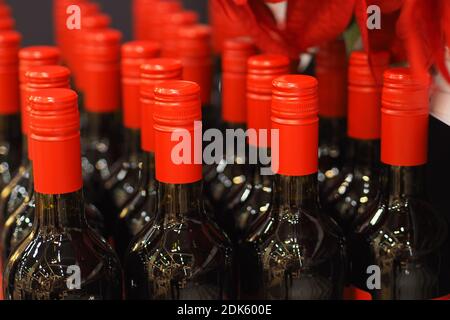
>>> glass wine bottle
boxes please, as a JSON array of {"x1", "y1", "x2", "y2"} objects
[
  {"x1": 103, "y1": 41, "x2": 160, "y2": 212},
  {"x1": 114, "y1": 58, "x2": 182, "y2": 260},
  {"x1": 124, "y1": 80, "x2": 233, "y2": 300},
  {"x1": 352, "y1": 67, "x2": 449, "y2": 299},
  {"x1": 0, "y1": 46, "x2": 60, "y2": 221},
  {"x1": 249, "y1": 74, "x2": 346, "y2": 299},
  {"x1": 3, "y1": 88, "x2": 122, "y2": 300}
]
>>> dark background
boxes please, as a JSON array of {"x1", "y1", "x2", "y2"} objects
[{"x1": 7, "y1": 0, "x2": 208, "y2": 46}]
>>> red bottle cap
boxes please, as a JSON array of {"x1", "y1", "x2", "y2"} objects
[
  {"x1": 0, "y1": 4, "x2": 11, "y2": 18},
  {"x1": 0, "y1": 31, "x2": 20, "y2": 115},
  {"x1": 122, "y1": 41, "x2": 161, "y2": 129},
  {"x1": 316, "y1": 39, "x2": 347, "y2": 118},
  {"x1": 82, "y1": 13, "x2": 111, "y2": 29},
  {"x1": 348, "y1": 51, "x2": 390, "y2": 140},
  {"x1": 140, "y1": 58, "x2": 183, "y2": 152},
  {"x1": 19, "y1": 46, "x2": 61, "y2": 134},
  {"x1": 146, "y1": 1, "x2": 182, "y2": 42},
  {"x1": 162, "y1": 10, "x2": 198, "y2": 58},
  {"x1": 29, "y1": 88, "x2": 82, "y2": 194},
  {"x1": 381, "y1": 67, "x2": 430, "y2": 166},
  {"x1": 271, "y1": 75, "x2": 319, "y2": 176},
  {"x1": 178, "y1": 24, "x2": 212, "y2": 105},
  {"x1": 82, "y1": 29, "x2": 122, "y2": 113},
  {"x1": 222, "y1": 37, "x2": 256, "y2": 124},
  {"x1": 153, "y1": 80, "x2": 202, "y2": 184},
  {"x1": 247, "y1": 54, "x2": 290, "y2": 147},
  {"x1": 0, "y1": 17, "x2": 14, "y2": 30},
  {"x1": 132, "y1": 0, "x2": 156, "y2": 40}
]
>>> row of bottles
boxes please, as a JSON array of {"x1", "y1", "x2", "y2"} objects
[{"x1": 0, "y1": 0, "x2": 447, "y2": 300}]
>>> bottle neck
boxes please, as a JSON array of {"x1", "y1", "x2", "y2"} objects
[
  {"x1": 140, "y1": 151, "x2": 157, "y2": 191},
  {"x1": 34, "y1": 189, "x2": 87, "y2": 230},
  {"x1": 247, "y1": 144, "x2": 273, "y2": 184},
  {"x1": 156, "y1": 181, "x2": 203, "y2": 223},
  {"x1": 319, "y1": 116, "x2": 346, "y2": 146},
  {"x1": 347, "y1": 138, "x2": 380, "y2": 171},
  {"x1": 382, "y1": 165, "x2": 426, "y2": 199},
  {"x1": 274, "y1": 174, "x2": 319, "y2": 212},
  {"x1": 84, "y1": 111, "x2": 118, "y2": 140},
  {"x1": 123, "y1": 127, "x2": 141, "y2": 160},
  {"x1": 21, "y1": 133, "x2": 30, "y2": 166}
]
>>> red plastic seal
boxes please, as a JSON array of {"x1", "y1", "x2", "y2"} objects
[
  {"x1": 348, "y1": 51, "x2": 390, "y2": 140},
  {"x1": 140, "y1": 58, "x2": 183, "y2": 153},
  {"x1": 316, "y1": 39, "x2": 347, "y2": 118},
  {"x1": 0, "y1": 31, "x2": 21, "y2": 115},
  {"x1": 82, "y1": 29, "x2": 122, "y2": 113},
  {"x1": 162, "y1": 11, "x2": 198, "y2": 58},
  {"x1": 122, "y1": 41, "x2": 161, "y2": 129},
  {"x1": 29, "y1": 88, "x2": 82, "y2": 195},
  {"x1": 247, "y1": 54, "x2": 290, "y2": 147},
  {"x1": 222, "y1": 37, "x2": 256, "y2": 124},
  {"x1": 0, "y1": 17, "x2": 14, "y2": 31},
  {"x1": 153, "y1": 80, "x2": 202, "y2": 184},
  {"x1": 271, "y1": 74, "x2": 319, "y2": 176},
  {"x1": 0, "y1": 4, "x2": 11, "y2": 18},
  {"x1": 146, "y1": 1, "x2": 182, "y2": 42},
  {"x1": 381, "y1": 67, "x2": 430, "y2": 166},
  {"x1": 178, "y1": 24, "x2": 212, "y2": 105}
]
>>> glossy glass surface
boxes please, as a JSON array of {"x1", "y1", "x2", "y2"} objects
[
  {"x1": 3, "y1": 190, "x2": 122, "y2": 300},
  {"x1": 124, "y1": 181, "x2": 233, "y2": 300},
  {"x1": 352, "y1": 165, "x2": 448, "y2": 299},
  {"x1": 0, "y1": 114, "x2": 21, "y2": 192},
  {"x1": 246, "y1": 174, "x2": 346, "y2": 300}
]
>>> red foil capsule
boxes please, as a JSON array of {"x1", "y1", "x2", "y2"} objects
[
  {"x1": 0, "y1": 30, "x2": 21, "y2": 115},
  {"x1": 162, "y1": 11, "x2": 198, "y2": 58},
  {"x1": 153, "y1": 80, "x2": 202, "y2": 184},
  {"x1": 19, "y1": 46, "x2": 61, "y2": 134},
  {"x1": 0, "y1": 17, "x2": 14, "y2": 31},
  {"x1": 381, "y1": 67, "x2": 430, "y2": 166},
  {"x1": 82, "y1": 29, "x2": 122, "y2": 113},
  {"x1": 29, "y1": 88, "x2": 82, "y2": 194},
  {"x1": 247, "y1": 54, "x2": 290, "y2": 147},
  {"x1": 222, "y1": 37, "x2": 257, "y2": 124},
  {"x1": 271, "y1": 74, "x2": 319, "y2": 176},
  {"x1": 347, "y1": 51, "x2": 390, "y2": 140},
  {"x1": 121, "y1": 41, "x2": 161, "y2": 129},
  {"x1": 140, "y1": 58, "x2": 183, "y2": 153},
  {"x1": 178, "y1": 24, "x2": 213, "y2": 106},
  {"x1": 146, "y1": 0, "x2": 182, "y2": 42},
  {"x1": 316, "y1": 39, "x2": 348, "y2": 118}
]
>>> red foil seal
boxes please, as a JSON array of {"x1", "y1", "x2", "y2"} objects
[
  {"x1": 271, "y1": 74, "x2": 319, "y2": 176},
  {"x1": 0, "y1": 17, "x2": 14, "y2": 31},
  {"x1": 153, "y1": 80, "x2": 202, "y2": 184},
  {"x1": 222, "y1": 37, "x2": 257, "y2": 124},
  {"x1": 122, "y1": 41, "x2": 161, "y2": 129},
  {"x1": 19, "y1": 46, "x2": 61, "y2": 134},
  {"x1": 247, "y1": 54, "x2": 290, "y2": 147},
  {"x1": 146, "y1": 1, "x2": 182, "y2": 42},
  {"x1": 162, "y1": 10, "x2": 198, "y2": 58},
  {"x1": 381, "y1": 67, "x2": 430, "y2": 166},
  {"x1": 348, "y1": 51, "x2": 390, "y2": 140},
  {"x1": 316, "y1": 39, "x2": 348, "y2": 118},
  {"x1": 178, "y1": 24, "x2": 212, "y2": 105},
  {"x1": 29, "y1": 88, "x2": 83, "y2": 194},
  {"x1": 0, "y1": 31, "x2": 21, "y2": 115},
  {"x1": 82, "y1": 29, "x2": 122, "y2": 113}
]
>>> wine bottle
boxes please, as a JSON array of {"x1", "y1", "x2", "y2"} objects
[
  {"x1": 124, "y1": 80, "x2": 233, "y2": 300},
  {"x1": 352, "y1": 67, "x2": 448, "y2": 299},
  {"x1": 251, "y1": 74, "x2": 346, "y2": 299},
  {"x1": 161, "y1": 10, "x2": 198, "y2": 58},
  {"x1": 321, "y1": 51, "x2": 389, "y2": 233},
  {"x1": 80, "y1": 29, "x2": 122, "y2": 236},
  {"x1": 1, "y1": 65, "x2": 105, "y2": 265},
  {"x1": 0, "y1": 46, "x2": 60, "y2": 221},
  {"x1": 0, "y1": 31, "x2": 21, "y2": 193},
  {"x1": 144, "y1": 0, "x2": 182, "y2": 42},
  {"x1": 177, "y1": 24, "x2": 216, "y2": 129},
  {"x1": 3, "y1": 88, "x2": 122, "y2": 300},
  {"x1": 316, "y1": 39, "x2": 348, "y2": 195},
  {"x1": 114, "y1": 58, "x2": 182, "y2": 260},
  {"x1": 203, "y1": 37, "x2": 257, "y2": 237},
  {"x1": 103, "y1": 41, "x2": 160, "y2": 212}
]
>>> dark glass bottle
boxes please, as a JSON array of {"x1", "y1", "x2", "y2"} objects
[
  {"x1": 81, "y1": 29, "x2": 122, "y2": 236},
  {"x1": 321, "y1": 51, "x2": 389, "y2": 234},
  {"x1": 0, "y1": 31, "x2": 21, "y2": 193},
  {"x1": 114, "y1": 58, "x2": 182, "y2": 260},
  {"x1": 316, "y1": 39, "x2": 348, "y2": 196},
  {"x1": 0, "y1": 46, "x2": 60, "y2": 221},
  {"x1": 249, "y1": 75, "x2": 346, "y2": 300},
  {"x1": 103, "y1": 41, "x2": 160, "y2": 212},
  {"x1": 4, "y1": 88, "x2": 122, "y2": 300},
  {"x1": 125, "y1": 80, "x2": 233, "y2": 300},
  {"x1": 352, "y1": 68, "x2": 448, "y2": 299}
]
